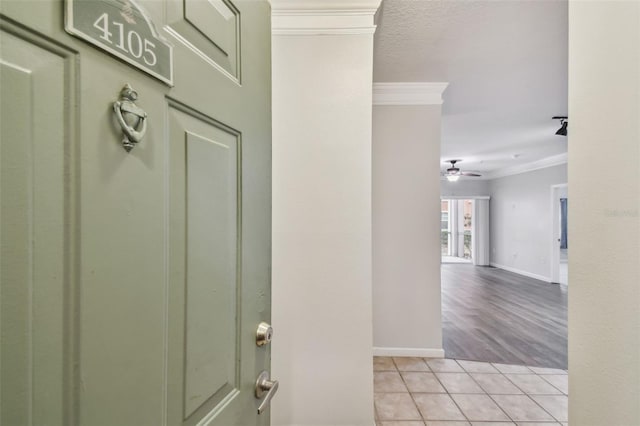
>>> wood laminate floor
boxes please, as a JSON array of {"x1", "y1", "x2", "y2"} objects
[{"x1": 442, "y1": 264, "x2": 568, "y2": 369}]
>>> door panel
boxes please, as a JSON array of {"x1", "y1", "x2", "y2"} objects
[
  {"x1": 0, "y1": 1, "x2": 271, "y2": 425},
  {"x1": 184, "y1": 131, "x2": 237, "y2": 419},
  {"x1": 165, "y1": 0, "x2": 240, "y2": 80},
  {"x1": 166, "y1": 105, "x2": 241, "y2": 421},
  {"x1": 0, "y1": 25, "x2": 72, "y2": 426}
]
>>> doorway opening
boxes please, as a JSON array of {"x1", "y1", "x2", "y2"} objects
[
  {"x1": 441, "y1": 199, "x2": 473, "y2": 264},
  {"x1": 440, "y1": 192, "x2": 567, "y2": 368},
  {"x1": 551, "y1": 184, "x2": 569, "y2": 285}
]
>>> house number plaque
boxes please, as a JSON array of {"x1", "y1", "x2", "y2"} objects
[{"x1": 65, "y1": 0, "x2": 173, "y2": 86}]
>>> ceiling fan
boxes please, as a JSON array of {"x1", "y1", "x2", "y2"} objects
[{"x1": 443, "y1": 160, "x2": 481, "y2": 182}]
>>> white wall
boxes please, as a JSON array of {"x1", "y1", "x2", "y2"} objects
[
  {"x1": 488, "y1": 164, "x2": 567, "y2": 281},
  {"x1": 568, "y1": 2, "x2": 640, "y2": 423},
  {"x1": 441, "y1": 179, "x2": 490, "y2": 198},
  {"x1": 271, "y1": 2, "x2": 380, "y2": 425},
  {"x1": 372, "y1": 104, "x2": 444, "y2": 357}
]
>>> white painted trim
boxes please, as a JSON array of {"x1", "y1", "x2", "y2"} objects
[
  {"x1": 490, "y1": 262, "x2": 551, "y2": 283},
  {"x1": 373, "y1": 347, "x2": 445, "y2": 358},
  {"x1": 550, "y1": 184, "x2": 568, "y2": 284},
  {"x1": 270, "y1": 0, "x2": 382, "y2": 11},
  {"x1": 271, "y1": 9, "x2": 380, "y2": 16},
  {"x1": 373, "y1": 82, "x2": 449, "y2": 105},
  {"x1": 271, "y1": 2, "x2": 381, "y2": 35},
  {"x1": 472, "y1": 198, "x2": 491, "y2": 266},
  {"x1": 441, "y1": 195, "x2": 490, "y2": 200},
  {"x1": 485, "y1": 153, "x2": 567, "y2": 180},
  {"x1": 272, "y1": 27, "x2": 376, "y2": 35}
]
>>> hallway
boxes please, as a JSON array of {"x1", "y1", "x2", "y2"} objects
[{"x1": 442, "y1": 264, "x2": 568, "y2": 369}]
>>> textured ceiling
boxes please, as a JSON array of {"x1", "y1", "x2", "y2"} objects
[{"x1": 373, "y1": 0, "x2": 568, "y2": 176}]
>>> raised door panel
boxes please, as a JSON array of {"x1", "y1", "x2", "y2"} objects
[
  {"x1": 184, "y1": 129, "x2": 238, "y2": 418},
  {"x1": 0, "y1": 24, "x2": 74, "y2": 426},
  {"x1": 167, "y1": 101, "x2": 245, "y2": 426},
  {"x1": 165, "y1": 0, "x2": 240, "y2": 80}
]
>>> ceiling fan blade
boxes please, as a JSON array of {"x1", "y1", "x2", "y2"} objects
[{"x1": 460, "y1": 172, "x2": 482, "y2": 177}]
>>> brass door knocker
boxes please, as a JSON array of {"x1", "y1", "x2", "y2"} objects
[{"x1": 113, "y1": 84, "x2": 147, "y2": 152}]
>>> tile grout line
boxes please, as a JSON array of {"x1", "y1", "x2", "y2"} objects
[
  {"x1": 429, "y1": 359, "x2": 472, "y2": 424},
  {"x1": 538, "y1": 373, "x2": 568, "y2": 395},
  {"x1": 526, "y1": 392, "x2": 567, "y2": 424},
  {"x1": 392, "y1": 357, "x2": 426, "y2": 424},
  {"x1": 373, "y1": 361, "x2": 386, "y2": 425},
  {"x1": 498, "y1": 367, "x2": 567, "y2": 423},
  {"x1": 394, "y1": 357, "x2": 428, "y2": 424},
  {"x1": 462, "y1": 362, "x2": 515, "y2": 424},
  {"x1": 372, "y1": 391, "x2": 380, "y2": 425},
  {"x1": 484, "y1": 392, "x2": 517, "y2": 424}
]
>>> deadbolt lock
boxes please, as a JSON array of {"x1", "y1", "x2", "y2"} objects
[{"x1": 256, "y1": 322, "x2": 273, "y2": 346}]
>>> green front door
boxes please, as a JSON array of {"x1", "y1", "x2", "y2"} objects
[{"x1": 0, "y1": 1, "x2": 272, "y2": 425}]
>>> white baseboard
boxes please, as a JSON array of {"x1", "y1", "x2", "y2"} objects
[
  {"x1": 490, "y1": 262, "x2": 551, "y2": 283},
  {"x1": 373, "y1": 347, "x2": 445, "y2": 358}
]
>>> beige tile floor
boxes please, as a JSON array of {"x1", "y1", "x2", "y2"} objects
[{"x1": 374, "y1": 357, "x2": 568, "y2": 426}]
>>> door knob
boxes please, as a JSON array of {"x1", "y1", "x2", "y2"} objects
[{"x1": 255, "y1": 370, "x2": 279, "y2": 414}]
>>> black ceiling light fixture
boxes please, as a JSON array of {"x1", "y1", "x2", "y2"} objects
[{"x1": 553, "y1": 116, "x2": 568, "y2": 136}]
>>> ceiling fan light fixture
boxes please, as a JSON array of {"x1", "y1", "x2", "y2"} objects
[{"x1": 442, "y1": 159, "x2": 481, "y2": 181}]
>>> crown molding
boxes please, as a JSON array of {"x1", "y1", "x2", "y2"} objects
[
  {"x1": 272, "y1": 26, "x2": 377, "y2": 35},
  {"x1": 270, "y1": 0, "x2": 382, "y2": 11},
  {"x1": 485, "y1": 153, "x2": 568, "y2": 180},
  {"x1": 373, "y1": 82, "x2": 449, "y2": 105},
  {"x1": 271, "y1": 0, "x2": 382, "y2": 35}
]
